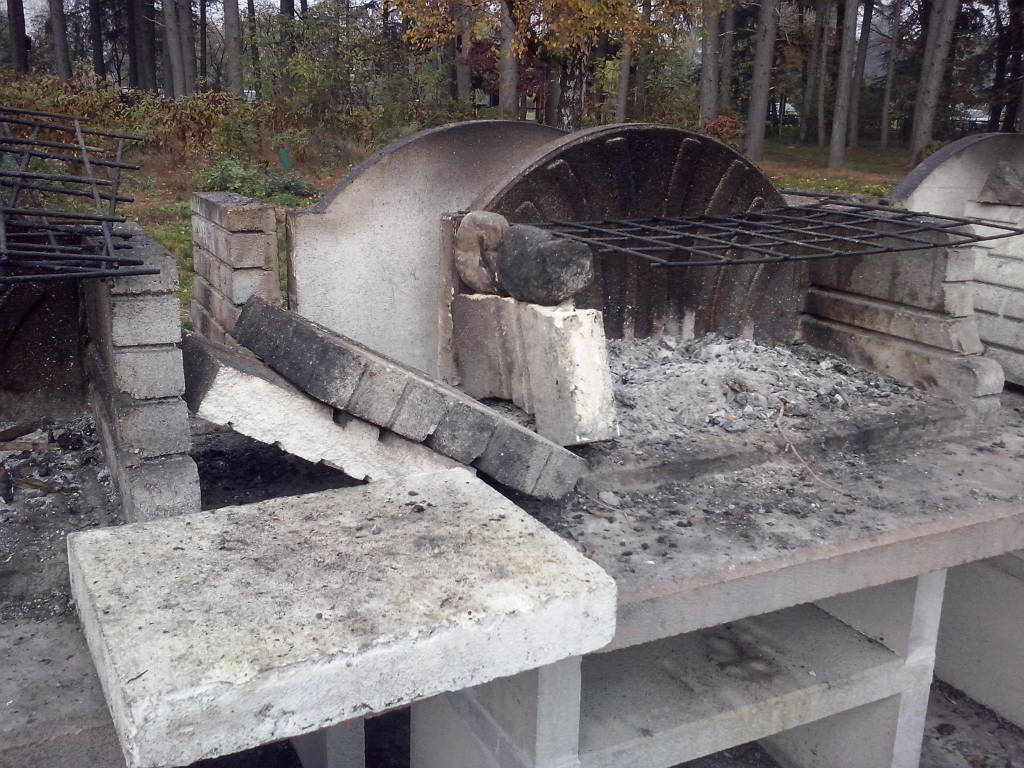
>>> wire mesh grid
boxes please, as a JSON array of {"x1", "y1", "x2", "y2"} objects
[
  {"x1": 0, "y1": 105, "x2": 157, "y2": 284},
  {"x1": 538, "y1": 194, "x2": 1024, "y2": 268}
]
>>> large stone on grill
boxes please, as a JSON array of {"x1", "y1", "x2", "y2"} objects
[
  {"x1": 232, "y1": 297, "x2": 587, "y2": 498},
  {"x1": 497, "y1": 224, "x2": 595, "y2": 305},
  {"x1": 182, "y1": 333, "x2": 456, "y2": 482},
  {"x1": 68, "y1": 468, "x2": 617, "y2": 768}
]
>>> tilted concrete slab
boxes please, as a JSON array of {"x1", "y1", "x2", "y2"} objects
[
  {"x1": 287, "y1": 120, "x2": 563, "y2": 379},
  {"x1": 68, "y1": 468, "x2": 616, "y2": 768},
  {"x1": 233, "y1": 297, "x2": 587, "y2": 499},
  {"x1": 182, "y1": 333, "x2": 457, "y2": 482}
]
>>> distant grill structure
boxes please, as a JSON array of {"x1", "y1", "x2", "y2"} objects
[{"x1": 0, "y1": 106, "x2": 156, "y2": 284}]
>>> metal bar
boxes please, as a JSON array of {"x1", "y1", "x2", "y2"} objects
[
  {"x1": 1, "y1": 207, "x2": 125, "y2": 223},
  {"x1": 0, "y1": 181, "x2": 132, "y2": 203},
  {"x1": 0, "y1": 135, "x2": 109, "y2": 155},
  {"x1": 0, "y1": 113, "x2": 143, "y2": 141},
  {"x1": 0, "y1": 168, "x2": 116, "y2": 186},
  {"x1": 0, "y1": 267, "x2": 157, "y2": 284}
]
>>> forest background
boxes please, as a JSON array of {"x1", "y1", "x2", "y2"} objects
[{"x1": 2, "y1": 0, "x2": 1023, "y2": 313}]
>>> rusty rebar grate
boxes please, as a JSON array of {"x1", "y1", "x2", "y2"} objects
[
  {"x1": 0, "y1": 106, "x2": 156, "y2": 284},
  {"x1": 538, "y1": 193, "x2": 1024, "y2": 268}
]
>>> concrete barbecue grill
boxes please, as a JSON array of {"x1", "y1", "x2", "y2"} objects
[{"x1": 6, "y1": 120, "x2": 1024, "y2": 768}]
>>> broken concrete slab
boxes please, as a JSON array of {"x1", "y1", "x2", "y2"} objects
[
  {"x1": 287, "y1": 121, "x2": 563, "y2": 378},
  {"x1": 801, "y1": 316, "x2": 1004, "y2": 399},
  {"x1": 233, "y1": 297, "x2": 587, "y2": 498},
  {"x1": 804, "y1": 288, "x2": 983, "y2": 355},
  {"x1": 68, "y1": 468, "x2": 617, "y2": 768},
  {"x1": 182, "y1": 333, "x2": 457, "y2": 482},
  {"x1": 453, "y1": 294, "x2": 617, "y2": 445}
]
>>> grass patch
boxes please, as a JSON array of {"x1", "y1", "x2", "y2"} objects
[{"x1": 759, "y1": 136, "x2": 909, "y2": 198}]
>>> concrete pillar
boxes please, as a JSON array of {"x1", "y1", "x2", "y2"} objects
[
  {"x1": 291, "y1": 719, "x2": 366, "y2": 768},
  {"x1": 763, "y1": 571, "x2": 947, "y2": 768},
  {"x1": 411, "y1": 657, "x2": 582, "y2": 768}
]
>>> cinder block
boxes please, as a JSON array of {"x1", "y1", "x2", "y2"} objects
[
  {"x1": 453, "y1": 295, "x2": 617, "y2": 445},
  {"x1": 191, "y1": 191, "x2": 277, "y2": 233},
  {"x1": 976, "y1": 311, "x2": 1024, "y2": 349},
  {"x1": 801, "y1": 316, "x2": 1004, "y2": 399},
  {"x1": 110, "y1": 395, "x2": 192, "y2": 460},
  {"x1": 804, "y1": 288, "x2": 984, "y2": 355},
  {"x1": 193, "y1": 275, "x2": 241, "y2": 330},
  {"x1": 190, "y1": 300, "x2": 231, "y2": 346},
  {"x1": 233, "y1": 298, "x2": 587, "y2": 498},
  {"x1": 67, "y1": 469, "x2": 616, "y2": 767},
  {"x1": 809, "y1": 249, "x2": 975, "y2": 316},
  {"x1": 121, "y1": 454, "x2": 201, "y2": 522},
  {"x1": 109, "y1": 222, "x2": 181, "y2": 296},
  {"x1": 983, "y1": 343, "x2": 1024, "y2": 386},
  {"x1": 518, "y1": 302, "x2": 618, "y2": 445},
  {"x1": 182, "y1": 333, "x2": 456, "y2": 482},
  {"x1": 111, "y1": 345, "x2": 186, "y2": 399},
  {"x1": 424, "y1": 401, "x2": 497, "y2": 465},
  {"x1": 191, "y1": 216, "x2": 277, "y2": 269},
  {"x1": 975, "y1": 253, "x2": 1024, "y2": 290},
  {"x1": 110, "y1": 294, "x2": 182, "y2": 347},
  {"x1": 974, "y1": 282, "x2": 1024, "y2": 321},
  {"x1": 193, "y1": 245, "x2": 281, "y2": 305}
]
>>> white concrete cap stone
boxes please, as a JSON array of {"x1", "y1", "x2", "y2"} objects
[{"x1": 68, "y1": 468, "x2": 616, "y2": 768}]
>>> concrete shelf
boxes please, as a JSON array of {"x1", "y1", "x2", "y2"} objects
[{"x1": 578, "y1": 604, "x2": 908, "y2": 768}]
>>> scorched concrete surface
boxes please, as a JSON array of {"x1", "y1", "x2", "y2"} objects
[{"x1": 66, "y1": 467, "x2": 616, "y2": 768}]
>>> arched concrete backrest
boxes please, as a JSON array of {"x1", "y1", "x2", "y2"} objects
[
  {"x1": 288, "y1": 121, "x2": 564, "y2": 379},
  {"x1": 472, "y1": 124, "x2": 801, "y2": 344},
  {"x1": 893, "y1": 133, "x2": 1024, "y2": 216}
]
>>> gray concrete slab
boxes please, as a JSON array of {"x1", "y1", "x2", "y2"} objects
[
  {"x1": 68, "y1": 468, "x2": 616, "y2": 768},
  {"x1": 287, "y1": 120, "x2": 563, "y2": 379}
]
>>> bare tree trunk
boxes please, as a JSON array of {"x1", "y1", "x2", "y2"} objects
[
  {"x1": 801, "y1": 0, "x2": 827, "y2": 141},
  {"x1": 498, "y1": 1, "x2": 518, "y2": 118},
  {"x1": 817, "y1": 0, "x2": 831, "y2": 147},
  {"x1": 223, "y1": 0, "x2": 243, "y2": 94},
  {"x1": 699, "y1": 0, "x2": 720, "y2": 127},
  {"x1": 163, "y1": 0, "x2": 186, "y2": 96},
  {"x1": 7, "y1": 0, "x2": 29, "y2": 72},
  {"x1": 199, "y1": 0, "x2": 207, "y2": 81},
  {"x1": 879, "y1": 0, "x2": 900, "y2": 148},
  {"x1": 847, "y1": 0, "x2": 873, "y2": 146},
  {"x1": 745, "y1": 0, "x2": 779, "y2": 160},
  {"x1": 246, "y1": 0, "x2": 261, "y2": 96},
  {"x1": 49, "y1": 0, "x2": 73, "y2": 80},
  {"x1": 1001, "y1": 0, "x2": 1023, "y2": 130},
  {"x1": 454, "y1": 0, "x2": 472, "y2": 103},
  {"x1": 559, "y1": 54, "x2": 588, "y2": 130},
  {"x1": 89, "y1": 0, "x2": 106, "y2": 78},
  {"x1": 127, "y1": 0, "x2": 141, "y2": 86},
  {"x1": 139, "y1": 0, "x2": 157, "y2": 90},
  {"x1": 632, "y1": 0, "x2": 652, "y2": 117},
  {"x1": 909, "y1": 0, "x2": 958, "y2": 157},
  {"x1": 178, "y1": 0, "x2": 197, "y2": 93},
  {"x1": 718, "y1": 6, "x2": 735, "y2": 110},
  {"x1": 828, "y1": 0, "x2": 860, "y2": 167},
  {"x1": 615, "y1": 42, "x2": 632, "y2": 122},
  {"x1": 545, "y1": 64, "x2": 562, "y2": 126}
]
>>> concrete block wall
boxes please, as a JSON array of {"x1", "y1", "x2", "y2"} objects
[
  {"x1": 81, "y1": 222, "x2": 200, "y2": 523},
  {"x1": 963, "y1": 202, "x2": 1024, "y2": 386},
  {"x1": 791, "y1": 203, "x2": 1002, "y2": 407},
  {"x1": 190, "y1": 192, "x2": 281, "y2": 344}
]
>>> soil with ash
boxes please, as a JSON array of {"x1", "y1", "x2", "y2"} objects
[{"x1": 0, "y1": 415, "x2": 120, "y2": 622}]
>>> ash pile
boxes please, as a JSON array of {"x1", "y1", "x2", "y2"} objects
[{"x1": 609, "y1": 334, "x2": 922, "y2": 440}]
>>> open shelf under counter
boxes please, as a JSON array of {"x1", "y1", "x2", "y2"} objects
[{"x1": 578, "y1": 603, "x2": 920, "y2": 768}]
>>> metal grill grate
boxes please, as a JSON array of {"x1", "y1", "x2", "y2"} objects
[
  {"x1": 538, "y1": 193, "x2": 1024, "y2": 268},
  {"x1": 0, "y1": 106, "x2": 156, "y2": 284}
]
